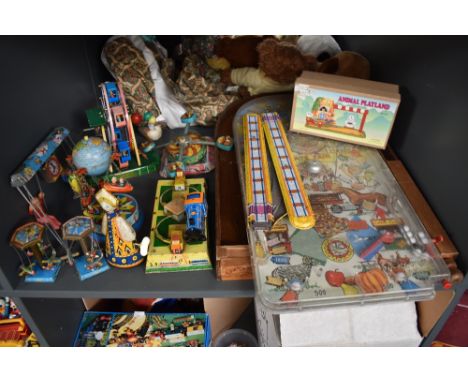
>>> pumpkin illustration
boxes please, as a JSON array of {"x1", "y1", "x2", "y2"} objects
[{"x1": 353, "y1": 268, "x2": 389, "y2": 293}]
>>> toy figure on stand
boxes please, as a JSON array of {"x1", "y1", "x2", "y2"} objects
[
  {"x1": 62, "y1": 216, "x2": 110, "y2": 280},
  {"x1": 10, "y1": 222, "x2": 61, "y2": 282},
  {"x1": 158, "y1": 112, "x2": 233, "y2": 178},
  {"x1": 101, "y1": 176, "x2": 134, "y2": 193},
  {"x1": 95, "y1": 189, "x2": 149, "y2": 268},
  {"x1": 67, "y1": 168, "x2": 96, "y2": 209}
]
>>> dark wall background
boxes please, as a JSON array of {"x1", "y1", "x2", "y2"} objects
[
  {"x1": 0, "y1": 36, "x2": 110, "y2": 286},
  {"x1": 335, "y1": 36, "x2": 468, "y2": 273},
  {"x1": 0, "y1": 36, "x2": 466, "y2": 286}
]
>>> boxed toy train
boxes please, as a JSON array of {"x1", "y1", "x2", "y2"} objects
[
  {"x1": 73, "y1": 311, "x2": 211, "y2": 347},
  {"x1": 290, "y1": 72, "x2": 401, "y2": 149}
]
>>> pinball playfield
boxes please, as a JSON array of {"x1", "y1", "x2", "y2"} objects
[{"x1": 233, "y1": 95, "x2": 450, "y2": 311}]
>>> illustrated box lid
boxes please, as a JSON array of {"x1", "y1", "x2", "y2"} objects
[{"x1": 290, "y1": 72, "x2": 401, "y2": 150}]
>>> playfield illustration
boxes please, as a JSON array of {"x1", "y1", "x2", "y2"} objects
[
  {"x1": 74, "y1": 312, "x2": 210, "y2": 347},
  {"x1": 233, "y1": 95, "x2": 449, "y2": 310},
  {"x1": 291, "y1": 86, "x2": 399, "y2": 149}
]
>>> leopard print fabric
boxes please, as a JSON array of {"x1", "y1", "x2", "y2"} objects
[
  {"x1": 104, "y1": 37, "x2": 238, "y2": 127},
  {"x1": 174, "y1": 54, "x2": 238, "y2": 126},
  {"x1": 103, "y1": 37, "x2": 162, "y2": 118}
]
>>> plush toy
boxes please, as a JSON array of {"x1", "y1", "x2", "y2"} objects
[
  {"x1": 221, "y1": 38, "x2": 317, "y2": 96},
  {"x1": 296, "y1": 35, "x2": 342, "y2": 61},
  {"x1": 213, "y1": 35, "x2": 271, "y2": 68},
  {"x1": 316, "y1": 51, "x2": 370, "y2": 79},
  {"x1": 296, "y1": 36, "x2": 370, "y2": 79}
]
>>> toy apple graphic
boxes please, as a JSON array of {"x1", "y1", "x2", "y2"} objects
[{"x1": 325, "y1": 269, "x2": 345, "y2": 287}]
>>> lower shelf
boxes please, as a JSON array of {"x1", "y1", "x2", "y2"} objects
[{"x1": 9, "y1": 264, "x2": 254, "y2": 299}]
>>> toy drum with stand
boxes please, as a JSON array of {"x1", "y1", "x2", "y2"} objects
[
  {"x1": 10, "y1": 222, "x2": 61, "y2": 282},
  {"x1": 62, "y1": 216, "x2": 110, "y2": 281}
]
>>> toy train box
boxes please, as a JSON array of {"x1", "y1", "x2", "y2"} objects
[
  {"x1": 73, "y1": 311, "x2": 211, "y2": 347},
  {"x1": 290, "y1": 72, "x2": 401, "y2": 149}
]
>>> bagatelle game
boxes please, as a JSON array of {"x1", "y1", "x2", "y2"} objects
[{"x1": 233, "y1": 94, "x2": 450, "y2": 311}]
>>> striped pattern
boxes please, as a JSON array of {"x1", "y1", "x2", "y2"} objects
[
  {"x1": 335, "y1": 104, "x2": 369, "y2": 115},
  {"x1": 243, "y1": 114, "x2": 274, "y2": 229},
  {"x1": 261, "y1": 112, "x2": 315, "y2": 230}
]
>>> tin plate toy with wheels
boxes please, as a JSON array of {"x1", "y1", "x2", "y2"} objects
[
  {"x1": 233, "y1": 94, "x2": 450, "y2": 311},
  {"x1": 158, "y1": 112, "x2": 233, "y2": 178},
  {"x1": 145, "y1": 175, "x2": 212, "y2": 273}
]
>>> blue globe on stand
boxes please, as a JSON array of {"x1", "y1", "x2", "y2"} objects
[{"x1": 72, "y1": 136, "x2": 112, "y2": 176}]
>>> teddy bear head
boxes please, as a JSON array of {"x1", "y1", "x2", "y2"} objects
[{"x1": 258, "y1": 38, "x2": 317, "y2": 84}]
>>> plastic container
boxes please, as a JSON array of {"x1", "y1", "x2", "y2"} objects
[
  {"x1": 213, "y1": 329, "x2": 258, "y2": 347},
  {"x1": 232, "y1": 94, "x2": 450, "y2": 312}
]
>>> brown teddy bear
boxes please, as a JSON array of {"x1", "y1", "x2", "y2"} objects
[
  {"x1": 317, "y1": 51, "x2": 370, "y2": 79},
  {"x1": 221, "y1": 38, "x2": 317, "y2": 96},
  {"x1": 213, "y1": 35, "x2": 271, "y2": 68}
]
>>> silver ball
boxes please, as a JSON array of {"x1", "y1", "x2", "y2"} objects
[{"x1": 309, "y1": 161, "x2": 322, "y2": 174}]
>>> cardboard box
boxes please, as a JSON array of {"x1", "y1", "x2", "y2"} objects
[
  {"x1": 73, "y1": 311, "x2": 211, "y2": 347},
  {"x1": 81, "y1": 297, "x2": 252, "y2": 343},
  {"x1": 290, "y1": 72, "x2": 401, "y2": 149}
]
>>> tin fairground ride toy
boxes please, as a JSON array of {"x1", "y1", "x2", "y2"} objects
[
  {"x1": 82, "y1": 81, "x2": 160, "y2": 181},
  {"x1": 9, "y1": 127, "x2": 75, "y2": 281},
  {"x1": 158, "y1": 112, "x2": 233, "y2": 178},
  {"x1": 145, "y1": 172, "x2": 212, "y2": 273},
  {"x1": 10, "y1": 222, "x2": 62, "y2": 282},
  {"x1": 62, "y1": 216, "x2": 110, "y2": 280},
  {"x1": 233, "y1": 94, "x2": 451, "y2": 311},
  {"x1": 95, "y1": 189, "x2": 149, "y2": 268},
  {"x1": 68, "y1": 135, "x2": 143, "y2": 244}
]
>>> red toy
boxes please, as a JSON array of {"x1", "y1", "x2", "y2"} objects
[
  {"x1": 131, "y1": 112, "x2": 143, "y2": 126},
  {"x1": 28, "y1": 192, "x2": 61, "y2": 230}
]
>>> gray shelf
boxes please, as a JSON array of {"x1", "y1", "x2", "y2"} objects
[
  {"x1": 19, "y1": 298, "x2": 86, "y2": 346},
  {"x1": 10, "y1": 264, "x2": 254, "y2": 298}
]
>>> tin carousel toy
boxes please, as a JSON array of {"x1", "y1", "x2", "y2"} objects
[
  {"x1": 10, "y1": 221, "x2": 61, "y2": 282},
  {"x1": 95, "y1": 189, "x2": 149, "y2": 268},
  {"x1": 158, "y1": 112, "x2": 234, "y2": 178},
  {"x1": 62, "y1": 216, "x2": 110, "y2": 280}
]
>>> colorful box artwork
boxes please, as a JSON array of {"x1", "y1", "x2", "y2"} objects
[
  {"x1": 73, "y1": 311, "x2": 211, "y2": 347},
  {"x1": 290, "y1": 72, "x2": 401, "y2": 149}
]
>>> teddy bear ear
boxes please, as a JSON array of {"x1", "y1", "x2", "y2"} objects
[
  {"x1": 257, "y1": 38, "x2": 278, "y2": 55},
  {"x1": 303, "y1": 55, "x2": 318, "y2": 71},
  {"x1": 317, "y1": 56, "x2": 339, "y2": 74}
]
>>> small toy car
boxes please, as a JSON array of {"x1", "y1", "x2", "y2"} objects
[{"x1": 170, "y1": 230, "x2": 184, "y2": 254}]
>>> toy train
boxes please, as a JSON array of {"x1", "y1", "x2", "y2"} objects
[{"x1": 184, "y1": 191, "x2": 207, "y2": 243}]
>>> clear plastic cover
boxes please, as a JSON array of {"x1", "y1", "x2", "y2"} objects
[{"x1": 233, "y1": 95, "x2": 450, "y2": 312}]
